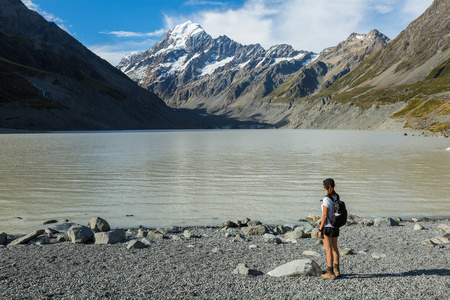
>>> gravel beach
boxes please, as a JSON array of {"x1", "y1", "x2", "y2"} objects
[{"x1": 1, "y1": 218, "x2": 449, "y2": 299}]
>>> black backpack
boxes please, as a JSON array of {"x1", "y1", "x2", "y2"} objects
[{"x1": 327, "y1": 195, "x2": 348, "y2": 228}]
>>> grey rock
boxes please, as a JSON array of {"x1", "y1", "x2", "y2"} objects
[
  {"x1": 264, "y1": 234, "x2": 282, "y2": 244},
  {"x1": 222, "y1": 220, "x2": 238, "y2": 228},
  {"x1": 239, "y1": 218, "x2": 251, "y2": 226},
  {"x1": 165, "y1": 226, "x2": 182, "y2": 234},
  {"x1": 346, "y1": 215, "x2": 374, "y2": 226},
  {"x1": 341, "y1": 248, "x2": 355, "y2": 255},
  {"x1": 437, "y1": 224, "x2": 450, "y2": 234},
  {"x1": 56, "y1": 234, "x2": 66, "y2": 242},
  {"x1": 234, "y1": 234, "x2": 249, "y2": 242},
  {"x1": 137, "y1": 229, "x2": 147, "y2": 238},
  {"x1": 0, "y1": 232, "x2": 7, "y2": 245},
  {"x1": 148, "y1": 231, "x2": 165, "y2": 240},
  {"x1": 49, "y1": 222, "x2": 77, "y2": 233},
  {"x1": 94, "y1": 230, "x2": 126, "y2": 244},
  {"x1": 371, "y1": 252, "x2": 387, "y2": 259},
  {"x1": 183, "y1": 230, "x2": 194, "y2": 239},
  {"x1": 421, "y1": 239, "x2": 440, "y2": 248},
  {"x1": 8, "y1": 229, "x2": 45, "y2": 246},
  {"x1": 32, "y1": 235, "x2": 50, "y2": 245},
  {"x1": 67, "y1": 225, "x2": 94, "y2": 244},
  {"x1": 295, "y1": 222, "x2": 315, "y2": 234},
  {"x1": 232, "y1": 263, "x2": 263, "y2": 276},
  {"x1": 306, "y1": 215, "x2": 321, "y2": 222},
  {"x1": 413, "y1": 223, "x2": 424, "y2": 231},
  {"x1": 374, "y1": 217, "x2": 399, "y2": 227},
  {"x1": 126, "y1": 240, "x2": 147, "y2": 249},
  {"x1": 89, "y1": 217, "x2": 110, "y2": 232},
  {"x1": 247, "y1": 220, "x2": 262, "y2": 227},
  {"x1": 285, "y1": 228, "x2": 306, "y2": 239},
  {"x1": 45, "y1": 227, "x2": 59, "y2": 236},
  {"x1": 170, "y1": 235, "x2": 182, "y2": 241},
  {"x1": 241, "y1": 225, "x2": 268, "y2": 236},
  {"x1": 43, "y1": 220, "x2": 58, "y2": 225},
  {"x1": 267, "y1": 259, "x2": 322, "y2": 277},
  {"x1": 141, "y1": 237, "x2": 156, "y2": 245},
  {"x1": 302, "y1": 250, "x2": 320, "y2": 257}
]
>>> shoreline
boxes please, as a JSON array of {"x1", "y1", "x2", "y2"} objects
[
  {"x1": 3, "y1": 215, "x2": 450, "y2": 237},
  {"x1": 1, "y1": 216, "x2": 449, "y2": 299}
]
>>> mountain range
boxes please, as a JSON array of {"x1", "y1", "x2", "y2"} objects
[
  {"x1": 0, "y1": 0, "x2": 188, "y2": 131},
  {"x1": 119, "y1": 0, "x2": 449, "y2": 133},
  {"x1": 0, "y1": 0, "x2": 448, "y2": 132}
]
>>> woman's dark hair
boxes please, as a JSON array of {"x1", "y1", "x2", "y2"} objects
[
  {"x1": 323, "y1": 178, "x2": 335, "y2": 189},
  {"x1": 323, "y1": 178, "x2": 339, "y2": 198}
]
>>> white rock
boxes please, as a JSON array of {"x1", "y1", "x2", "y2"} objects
[
  {"x1": 126, "y1": 240, "x2": 147, "y2": 249},
  {"x1": 94, "y1": 230, "x2": 126, "y2": 244},
  {"x1": 371, "y1": 252, "x2": 387, "y2": 259},
  {"x1": 302, "y1": 250, "x2": 320, "y2": 257},
  {"x1": 267, "y1": 259, "x2": 322, "y2": 277},
  {"x1": 413, "y1": 224, "x2": 424, "y2": 231}
]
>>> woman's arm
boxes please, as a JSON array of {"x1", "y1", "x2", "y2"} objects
[{"x1": 318, "y1": 205, "x2": 329, "y2": 239}]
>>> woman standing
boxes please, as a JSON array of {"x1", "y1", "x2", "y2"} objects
[{"x1": 318, "y1": 178, "x2": 340, "y2": 279}]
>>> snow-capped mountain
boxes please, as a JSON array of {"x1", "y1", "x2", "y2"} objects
[
  {"x1": 118, "y1": 20, "x2": 390, "y2": 128},
  {"x1": 118, "y1": 21, "x2": 315, "y2": 108}
]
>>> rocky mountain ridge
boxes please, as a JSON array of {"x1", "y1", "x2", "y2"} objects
[
  {"x1": 0, "y1": 0, "x2": 187, "y2": 131},
  {"x1": 118, "y1": 21, "x2": 393, "y2": 129},
  {"x1": 119, "y1": 0, "x2": 448, "y2": 133},
  {"x1": 119, "y1": 21, "x2": 315, "y2": 109}
]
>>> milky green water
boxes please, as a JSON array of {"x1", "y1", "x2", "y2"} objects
[{"x1": 0, "y1": 129, "x2": 449, "y2": 234}]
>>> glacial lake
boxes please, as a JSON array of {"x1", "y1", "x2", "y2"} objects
[{"x1": 0, "y1": 129, "x2": 449, "y2": 234}]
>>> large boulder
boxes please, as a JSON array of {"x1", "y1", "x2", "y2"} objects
[
  {"x1": 94, "y1": 230, "x2": 126, "y2": 244},
  {"x1": 295, "y1": 222, "x2": 315, "y2": 234},
  {"x1": 346, "y1": 215, "x2": 374, "y2": 226},
  {"x1": 267, "y1": 259, "x2": 322, "y2": 277},
  {"x1": 126, "y1": 240, "x2": 147, "y2": 250},
  {"x1": 48, "y1": 222, "x2": 77, "y2": 233},
  {"x1": 89, "y1": 217, "x2": 110, "y2": 232},
  {"x1": 8, "y1": 229, "x2": 45, "y2": 246},
  {"x1": 241, "y1": 225, "x2": 268, "y2": 236},
  {"x1": 67, "y1": 225, "x2": 94, "y2": 244},
  {"x1": 374, "y1": 217, "x2": 399, "y2": 227},
  {"x1": 285, "y1": 228, "x2": 306, "y2": 239}
]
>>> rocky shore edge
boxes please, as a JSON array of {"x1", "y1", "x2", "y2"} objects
[{"x1": 2, "y1": 214, "x2": 449, "y2": 254}]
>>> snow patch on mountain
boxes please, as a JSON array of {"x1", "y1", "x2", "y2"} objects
[{"x1": 199, "y1": 56, "x2": 234, "y2": 76}]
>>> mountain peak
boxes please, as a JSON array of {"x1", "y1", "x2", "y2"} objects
[{"x1": 170, "y1": 20, "x2": 204, "y2": 39}]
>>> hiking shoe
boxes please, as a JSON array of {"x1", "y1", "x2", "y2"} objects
[
  {"x1": 321, "y1": 271, "x2": 336, "y2": 279},
  {"x1": 334, "y1": 268, "x2": 340, "y2": 277}
]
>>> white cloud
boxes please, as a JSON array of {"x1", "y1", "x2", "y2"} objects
[
  {"x1": 374, "y1": 5, "x2": 394, "y2": 14},
  {"x1": 100, "y1": 29, "x2": 167, "y2": 38},
  {"x1": 401, "y1": 0, "x2": 433, "y2": 19},
  {"x1": 88, "y1": 39, "x2": 158, "y2": 66},
  {"x1": 166, "y1": 0, "x2": 434, "y2": 52}
]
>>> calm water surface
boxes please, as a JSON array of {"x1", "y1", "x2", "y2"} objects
[{"x1": 0, "y1": 129, "x2": 449, "y2": 234}]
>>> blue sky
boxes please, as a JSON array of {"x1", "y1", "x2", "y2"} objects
[{"x1": 24, "y1": 0, "x2": 433, "y2": 66}]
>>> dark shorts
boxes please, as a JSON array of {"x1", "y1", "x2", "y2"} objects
[{"x1": 323, "y1": 227, "x2": 339, "y2": 237}]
